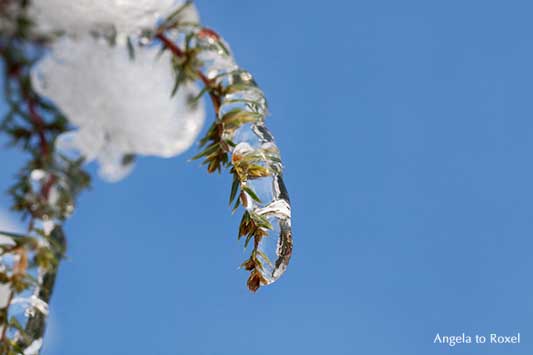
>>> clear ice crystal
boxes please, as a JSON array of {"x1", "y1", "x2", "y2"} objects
[
  {"x1": 229, "y1": 122, "x2": 292, "y2": 286},
  {"x1": 32, "y1": 37, "x2": 206, "y2": 182},
  {"x1": 197, "y1": 48, "x2": 238, "y2": 79},
  {"x1": 249, "y1": 200, "x2": 291, "y2": 284},
  {"x1": 224, "y1": 87, "x2": 267, "y2": 115},
  {"x1": 246, "y1": 177, "x2": 276, "y2": 209},
  {"x1": 217, "y1": 61, "x2": 293, "y2": 287},
  {"x1": 231, "y1": 124, "x2": 263, "y2": 149},
  {"x1": 248, "y1": 214, "x2": 292, "y2": 285},
  {"x1": 30, "y1": 0, "x2": 199, "y2": 36}
]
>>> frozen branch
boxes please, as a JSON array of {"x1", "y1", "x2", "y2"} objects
[{"x1": 154, "y1": 4, "x2": 293, "y2": 292}]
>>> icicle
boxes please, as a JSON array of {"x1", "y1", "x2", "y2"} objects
[
  {"x1": 166, "y1": 19, "x2": 293, "y2": 291},
  {"x1": 216, "y1": 70, "x2": 292, "y2": 289}
]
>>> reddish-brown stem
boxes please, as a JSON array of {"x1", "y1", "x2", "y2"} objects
[
  {"x1": 41, "y1": 175, "x2": 57, "y2": 200},
  {"x1": 27, "y1": 96, "x2": 49, "y2": 157},
  {"x1": 7, "y1": 65, "x2": 49, "y2": 157},
  {"x1": 156, "y1": 33, "x2": 221, "y2": 114},
  {"x1": 155, "y1": 33, "x2": 184, "y2": 57}
]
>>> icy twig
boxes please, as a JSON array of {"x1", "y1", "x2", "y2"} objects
[{"x1": 154, "y1": 8, "x2": 293, "y2": 292}]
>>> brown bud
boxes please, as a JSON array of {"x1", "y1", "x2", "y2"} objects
[{"x1": 247, "y1": 271, "x2": 262, "y2": 292}]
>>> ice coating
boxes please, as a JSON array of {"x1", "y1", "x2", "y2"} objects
[
  {"x1": 230, "y1": 119, "x2": 293, "y2": 286},
  {"x1": 32, "y1": 37, "x2": 205, "y2": 182},
  {"x1": 182, "y1": 28, "x2": 293, "y2": 289},
  {"x1": 29, "y1": 0, "x2": 198, "y2": 36},
  {"x1": 0, "y1": 166, "x2": 75, "y2": 351},
  {"x1": 0, "y1": 231, "x2": 47, "y2": 352}
]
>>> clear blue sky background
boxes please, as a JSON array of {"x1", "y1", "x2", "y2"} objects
[{"x1": 1, "y1": 0, "x2": 533, "y2": 354}]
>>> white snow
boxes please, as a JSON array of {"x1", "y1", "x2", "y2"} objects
[
  {"x1": 29, "y1": 0, "x2": 198, "y2": 36},
  {"x1": 32, "y1": 38, "x2": 205, "y2": 181}
]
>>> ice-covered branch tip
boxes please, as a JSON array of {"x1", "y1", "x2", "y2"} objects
[{"x1": 155, "y1": 7, "x2": 293, "y2": 292}]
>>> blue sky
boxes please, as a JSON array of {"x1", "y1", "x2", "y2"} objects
[{"x1": 1, "y1": 0, "x2": 533, "y2": 354}]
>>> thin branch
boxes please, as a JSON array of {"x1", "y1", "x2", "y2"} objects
[
  {"x1": 156, "y1": 32, "x2": 221, "y2": 113},
  {"x1": 155, "y1": 22, "x2": 293, "y2": 292},
  {"x1": 27, "y1": 96, "x2": 49, "y2": 157}
]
